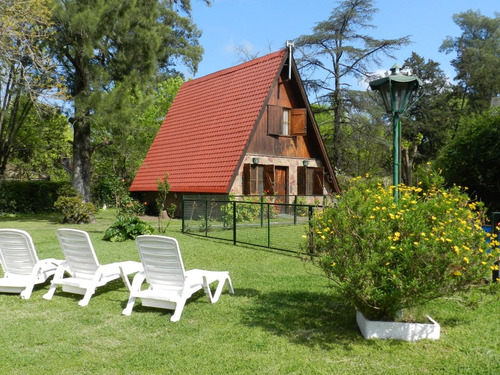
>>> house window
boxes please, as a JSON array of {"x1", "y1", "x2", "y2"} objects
[
  {"x1": 282, "y1": 108, "x2": 290, "y2": 135},
  {"x1": 267, "y1": 106, "x2": 307, "y2": 136},
  {"x1": 243, "y1": 164, "x2": 275, "y2": 195},
  {"x1": 297, "y1": 166, "x2": 324, "y2": 195},
  {"x1": 251, "y1": 165, "x2": 264, "y2": 195}
]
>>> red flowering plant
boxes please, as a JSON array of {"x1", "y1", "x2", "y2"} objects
[{"x1": 303, "y1": 174, "x2": 499, "y2": 321}]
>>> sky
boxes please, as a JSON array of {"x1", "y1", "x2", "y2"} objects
[{"x1": 185, "y1": 0, "x2": 498, "y2": 91}]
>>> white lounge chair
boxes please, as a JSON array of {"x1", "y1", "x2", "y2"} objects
[
  {"x1": 0, "y1": 229, "x2": 62, "y2": 299},
  {"x1": 43, "y1": 228, "x2": 142, "y2": 306},
  {"x1": 122, "y1": 235, "x2": 234, "y2": 322}
]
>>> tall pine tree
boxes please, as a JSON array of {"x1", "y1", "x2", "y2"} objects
[
  {"x1": 440, "y1": 10, "x2": 500, "y2": 113},
  {"x1": 51, "y1": 0, "x2": 207, "y2": 201},
  {"x1": 295, "y1": 0, "x2": 410, "y2": 171}
]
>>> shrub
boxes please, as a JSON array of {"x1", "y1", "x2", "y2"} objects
[
  {"x1": 117, "y1": 194, "x2": 146, "y2": 217},
  {"x1": 0, "y1": 181, "x2": 69, "y2": 214},
  {"x1": 53, "y1": 195, "x2": 97, "y2": 224},
  {"x1": 156, "y1": 173, "x2": 176, "y2": 233},
  {"x1": 102, "y1": 215, "x2": 154, "y2": 242},
  {"x1": 303, "y1": 176, "x2": 499, "y2": 321}
]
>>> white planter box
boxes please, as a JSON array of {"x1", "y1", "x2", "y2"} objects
[{"x1": 356, "y1": 311, "x2": 440, "y2": 341}]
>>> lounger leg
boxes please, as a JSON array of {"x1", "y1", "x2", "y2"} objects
[
  {"x1": 122, "y1": 271, "x2": 146, "y2": 316},
  {"x1": 119, "y1": 264, "x2": 137, "y2": 291},
  {"x1": 203, "y1": 273, "x2": 234, "y2": 304},
  {"x1": 43, "y1": 283, "x2": 57, "y2": 300},
  {"x1": 170, "y1": 300, "x2": 186, "y2": 322},
  {"x1": 42, "y1": 263, "x2": 66, "y2": 301},
  {"x1": 122, "y1": 295, "x2": 136, "y2": 316},
  {"x1": 20, "y1": 285, "x2": 34, "y2": 300},
  {"x1": 78, "y1": 287, "x2": 95, "y2": 307},
  {"x1": 20, "y1": 266, "x2": 39, "y2": 299}
]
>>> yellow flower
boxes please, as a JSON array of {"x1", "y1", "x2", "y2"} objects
[
  {"x1": 331, "y1": 262, "x2": 336, "y2": 267},
  {"x1": 453, "y1": 246, "x2": 460, "y2": 255},
  {"x1": 463, "y1": 256, "x2": 469, "y2": 264},
  {"x1": 453, "y1": 270, "x2": 462, "y2": 276}
]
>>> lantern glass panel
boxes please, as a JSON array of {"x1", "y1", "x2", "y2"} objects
[
  {"x1": 378, "y1": 83, "x2": 393, "y2": 113},
  {"x1": 392, "y1": 81, "x2": 411, "y2": 112}
]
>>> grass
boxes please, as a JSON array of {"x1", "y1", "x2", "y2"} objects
[{"x1": 0, "y1": 210, "x2": 499, "y2": 374}]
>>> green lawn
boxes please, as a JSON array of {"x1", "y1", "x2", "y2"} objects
[{"x1": 0, "y1": 210, "x2": 499, "y2": 374}]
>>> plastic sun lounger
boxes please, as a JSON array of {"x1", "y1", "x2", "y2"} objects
[
  {"x1": 122, "y1": 235, "x2": 234, "y2": 322},
  {"x1": 43, "y1": 228, "x2": 142, "y2": 306},
  {"x1": 0, "y1": 229, "x2": 62, "y2": 299}
]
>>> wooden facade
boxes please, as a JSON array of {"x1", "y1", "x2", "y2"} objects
[{"x1": 231, "y1": 57, "x2": 338, "y2": 199}]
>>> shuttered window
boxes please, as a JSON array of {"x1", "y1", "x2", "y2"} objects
[
  {"x1": 290, "y1": 108, "x2": 307, "y2": 135},
  {"x1": 313, "y1": 167, "x2": 324, "y2": 195},
  {"x1": 267, "y1": 105, "x2": 281, "y2": 135},
  {"x1": 268, "y1": 106, "x2": 307, "y2": 136},
  {"x1": 243, "y1": 163, "x2": 273, "y2": 195},
  {"x1": 264, "y1": 165, "x2": 275, "y2": 195},
  {"x1": 297, "y1": 166, "x2": 324, "y2": 195},
  {"x1": 282, "y1": 108, "x2": 290, "y2": 135}
]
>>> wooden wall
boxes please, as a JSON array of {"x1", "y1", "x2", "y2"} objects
[{"x1": 246, "y1": 71, "x2": 323, "y2": 160}]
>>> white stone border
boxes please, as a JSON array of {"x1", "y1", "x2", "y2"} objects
[{"x1": 356, "y1": 311, "x2": 440, "y2": 341}]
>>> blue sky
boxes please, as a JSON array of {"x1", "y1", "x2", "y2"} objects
[{"x1": 187, "y1": 0, "x2": 498, "y2": 90}]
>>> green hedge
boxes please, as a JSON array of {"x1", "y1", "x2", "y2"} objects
[{"x1": 0, "y1": 181, "x2": 70, "y2": 214}]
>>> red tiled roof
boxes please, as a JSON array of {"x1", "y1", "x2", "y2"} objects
[{"x1": 130, "y1": 49, "x2": 287, "y2": 193}]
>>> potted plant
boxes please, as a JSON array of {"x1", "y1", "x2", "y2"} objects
[{"x1": 303, "y1": 173, "x2": 499, "y2": 341}]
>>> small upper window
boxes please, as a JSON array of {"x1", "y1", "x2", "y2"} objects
[
  {"x1": 282, "y1": 108, "x2": 290, "y2": 135},
  {"x1": 268, "y1": 105, "x2": 307, "y2": 136}
]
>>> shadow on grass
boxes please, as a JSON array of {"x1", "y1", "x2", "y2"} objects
[
  {"x1": 0, "y1": 213, "x2": 61, "y2": 224},
  {"x1": 46, "y1": 278, "x2": 129, "y2": 305},
  {"x1": 241, "y1": 290, "x2": 362, "y2": 349}
]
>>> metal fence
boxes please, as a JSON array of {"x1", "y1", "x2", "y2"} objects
[{"x1": 181, "y1": 195, "x2": 327, "y2": 253}]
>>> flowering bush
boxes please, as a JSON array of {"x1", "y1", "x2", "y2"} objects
[{"x1": 304, "y1": 176, "x2": 499, "y2": 321}]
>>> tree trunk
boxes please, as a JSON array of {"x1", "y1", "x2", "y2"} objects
[
  {"x1": 401, "y1": 142, "x2": 418, "y2": 186},
  {"x1": 72, "y1": 116, "x2": 91, "y2": 202},
  {"x1": 332, "y1": 72, "x2": 342, "y2": 170},
  {"x1": 71, "y1": 49, "x2": 92, "y2": 202}
]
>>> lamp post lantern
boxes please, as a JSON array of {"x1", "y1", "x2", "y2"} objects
[{"x1": 369, "y1": 64, "x2": 423, "y2": 203}]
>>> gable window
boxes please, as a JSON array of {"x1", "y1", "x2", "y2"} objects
[
  {"x1": 267, "y1": 105, "x2": 307, "y2": 136},
  {"x1": 297, "y1": 166, "x2": 324, "y2": 195},
  {"x1": 243, "y1": 164, "x2": 275, "y2": 195},
  {"x1": 282, "y1": 108, "x2": 290, "y2": 135}
]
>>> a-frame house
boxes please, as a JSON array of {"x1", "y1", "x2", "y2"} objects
[{"x1": 130, "y1": 46, "x2": 340, "y2": 212}]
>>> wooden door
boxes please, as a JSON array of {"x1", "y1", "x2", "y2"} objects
[{"x1": 274, "y1": 166, "x2": 288, "y2": 203}]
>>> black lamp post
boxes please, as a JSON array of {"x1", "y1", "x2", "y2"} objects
[{"x1": 369, "y1": 64, "x2": 423, "y2": 203}]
